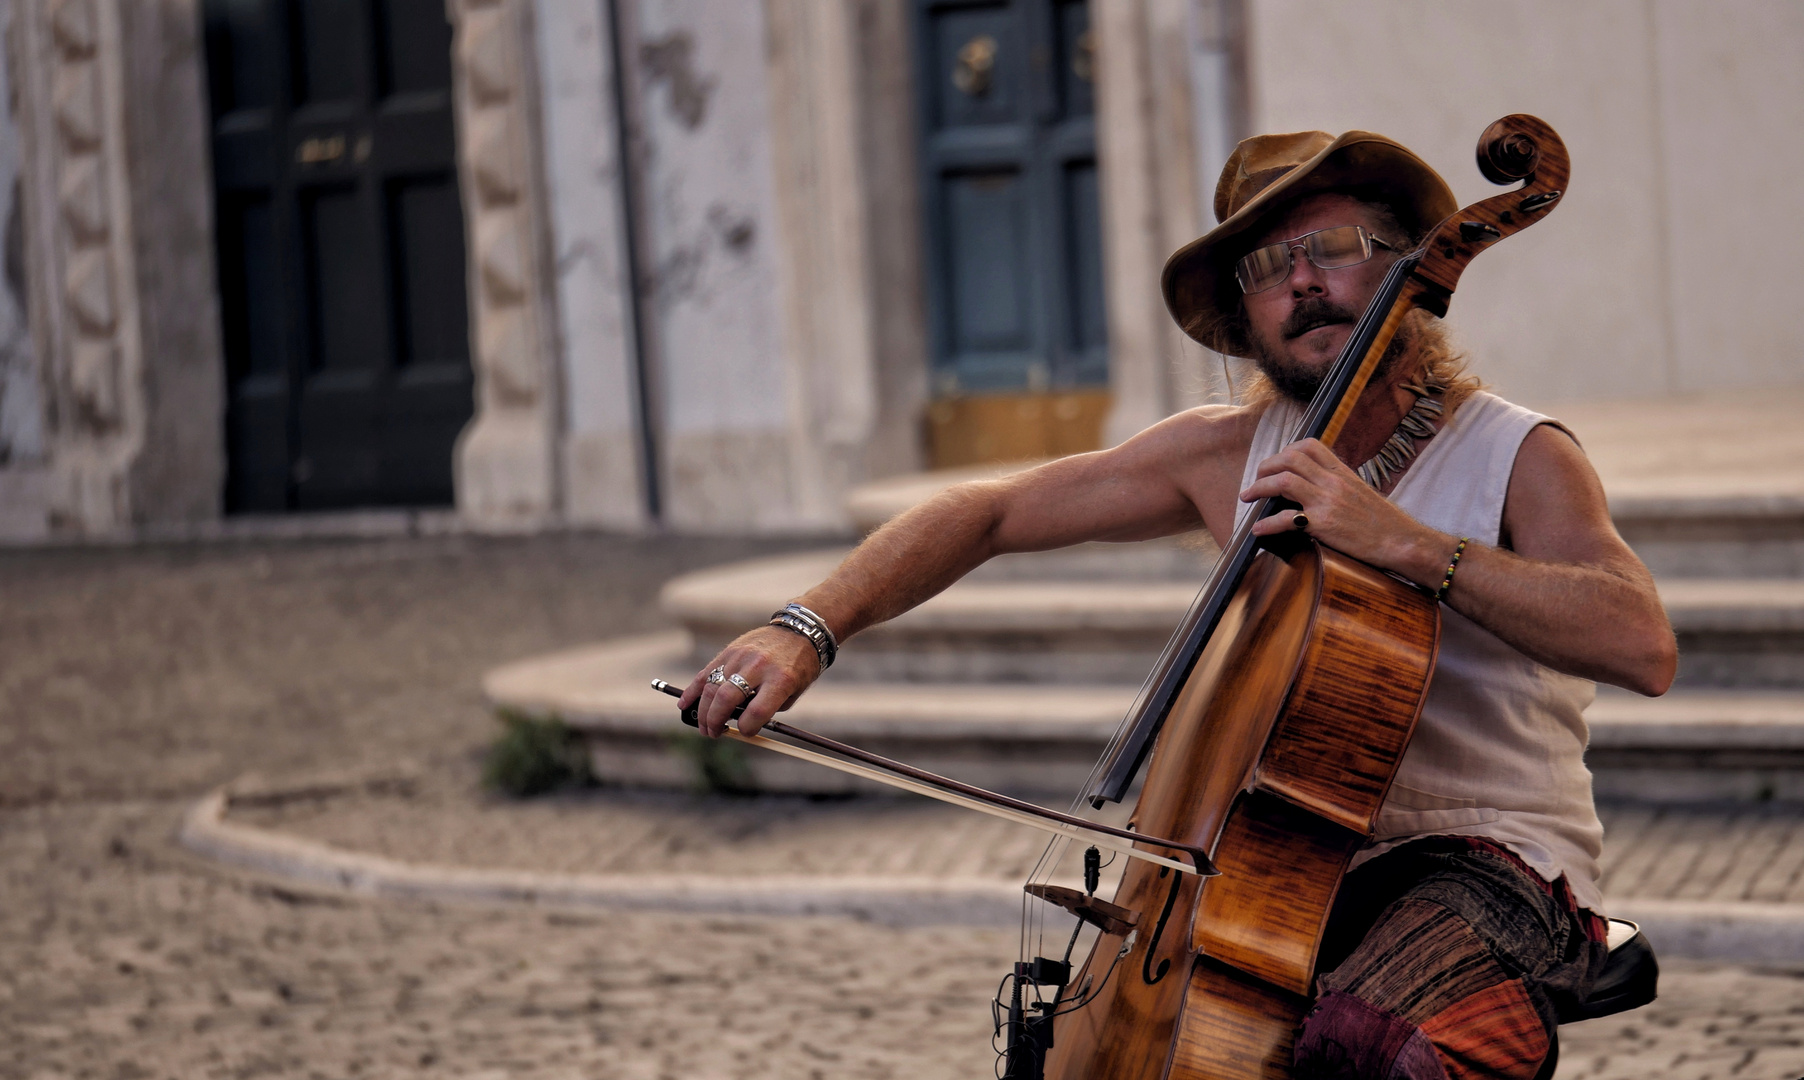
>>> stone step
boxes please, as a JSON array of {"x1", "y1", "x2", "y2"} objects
[
  {"x1": 664, "y1": 551, "x2": 1804, "y2": 687},
  {"x1": 1611, "y1": 491, "x2": 1804, "y2": 579},
  {"x1": 483, "y1": 632, "x2": 1804, "y2": 801},
  {"x1": 660, "y1": 549, "x2": 1206, "y2": 683},
  {"x1": 1662, "y1": 579, "x2": 1804, "y2": 687},
  {"x1": 844, "y1": 453, "x2": 1804, "y2": 581},
  {"x1": 1587, "y1": 688, "x2": 1804, "y2": 801},
  {"x1": 482, "y1": 631, "x2": 1131, "y2": 797}
]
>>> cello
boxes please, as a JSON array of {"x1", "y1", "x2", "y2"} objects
[
  {"x1": 1017, "y1": 113, "x2": 1569, "y2": 1079},
  {"x1": 654, "y1": 113, "x2": 1573, "y2": 1078}
]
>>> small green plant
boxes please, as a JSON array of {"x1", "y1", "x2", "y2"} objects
[
  {"x1": 483, "y1": 710, "x2": 593, "y2": 797},
  {"x1": 667, "y1": 731, "x2": 757, "y2": 795}
]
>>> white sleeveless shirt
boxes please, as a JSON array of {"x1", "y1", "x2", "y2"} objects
[{"x1": 1233, "y1": 391, "x2": 1606, "y2": 913}]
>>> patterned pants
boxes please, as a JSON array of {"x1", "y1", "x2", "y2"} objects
[{"x1": 1292, "y1": 838, "x2": 1608, "y2": 1080}]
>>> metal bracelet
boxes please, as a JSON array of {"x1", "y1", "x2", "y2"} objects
[
  {"x1": 783, "y1": 603, "x2": 839, "y2": 656},
  {"x1": 779, "y1": 609, "x2": 826, "y2": 667},
  {"x1": 768, "y1": 603, "x2": 837, "y2": 670},
  {"x1": 768, "y1": 610, "x2": 833, "y2": 672}
]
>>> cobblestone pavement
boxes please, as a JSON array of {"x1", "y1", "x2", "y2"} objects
[
  {"x1": 1599, "y1": 803, "x2": 1804, "y2": 904},
  {"x1": 4, "y1": 536, "x2": 1804, "y2": 1079},
  {"x1": 227, "y1": 768, "x2": 1804, "y2": 908}
]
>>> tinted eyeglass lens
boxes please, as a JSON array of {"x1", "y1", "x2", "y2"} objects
[
  {"x1": 1235, "y1": 226, "x2": 1378, "y2": 294},
  {"x1": 1308, "y1": 226, "x2": 1373, "y2": 268},
  {"x1": 1236, "y1": 244, "x2": 1294, "y2": 294}
]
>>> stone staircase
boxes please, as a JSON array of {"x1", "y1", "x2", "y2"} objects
[{"x1": 485, "y1": 394, "x2": 1804, "y2": 803}]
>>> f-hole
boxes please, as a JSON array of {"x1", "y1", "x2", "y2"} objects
[{"x1": 1140, "y1": 867, "x2": 1182, "y2": 985}]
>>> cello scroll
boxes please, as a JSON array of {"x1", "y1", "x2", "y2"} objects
[{"x1": 1413, "y1": 114, "x2": 1569, "y2": 302}]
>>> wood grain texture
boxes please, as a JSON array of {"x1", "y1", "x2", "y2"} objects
[
  {"x1": 1167, "y1": 959, "x2": 1304, "y2": 1080},
  {"x1": 1045, "y1": 542, "x2": 1437, "y2": 1078},
  {"x1": 1257, "y1": 545, "x2": 1440, "y2": 834},
  {"x1": 1410, "y1": 114, "x2": 1570, "y2": 298},
  {"x1": 1194, "y1": 793, "x2": 1363, "y2": 996},
  {"x1": 1045, "y1": 550, "x2": 1318, "y2": 1080}
]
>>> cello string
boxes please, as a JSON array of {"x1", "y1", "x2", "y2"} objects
[
  {"x1": 1015, "y1": 255, "x2": 1426, "y2": 964},
  {"x1": 1068, "y1": 252, "x2": 1422, "y2": 812}
]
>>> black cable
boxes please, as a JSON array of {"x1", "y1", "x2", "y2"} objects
[{"x1": 1048, "y1": 936, "x2": 1130, "y2": 1020}]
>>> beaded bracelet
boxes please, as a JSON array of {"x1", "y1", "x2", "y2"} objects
[{"x1": 1434, "y1": 537, "x2": 1470, "y2": 602}]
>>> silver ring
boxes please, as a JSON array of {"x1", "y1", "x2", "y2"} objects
[
  {"x1": 706, "y1": 666, "x2": 726, "y2": 686},
  {"x1": 727, "y1": 673, "x2": 756, "y2": 697}
]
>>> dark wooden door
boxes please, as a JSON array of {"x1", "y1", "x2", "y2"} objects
[
  {"x1": 914, "y1": 0, "x2": 1107, "y2": 398},
  {"x1": 203, "y1": 0, "x2": 471, "y2": 512}
]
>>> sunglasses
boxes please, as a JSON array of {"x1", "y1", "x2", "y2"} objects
[{"x1": 1235, "y1": 225, "x2": 1396, "y2": 295}]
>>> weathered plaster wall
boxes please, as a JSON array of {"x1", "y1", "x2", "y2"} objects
[
  {"x1": 531, "y1": 0, "x2": 927, "y2": 535},
  {"x1": 1243, "y1": 0, "x2": 1804, "y2": 406},
  {"x1": 624, "y1": 0, "x2": 796, "y2": 532},
  {"x1": 843, "y1": 0, "x2": 930, "y2": 490},
  {"x1": 1096, "y1": 0, "x2": 1254, "y2": 444},
  {"x1": 532, "y1": 0, "x2": 647, "y2": 531}
]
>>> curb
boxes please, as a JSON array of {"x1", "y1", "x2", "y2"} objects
[
  {"x1": 179, "y1": 779, "x2": 1804, "y2": 959},
  {"x1": 1608, "y1": 898, "x2": 1804, "y2": 966},
  {"x1": 178, "y1": 786, "x2": 1023, "y2": 929}
]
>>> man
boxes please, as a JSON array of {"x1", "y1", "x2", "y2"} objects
[{"x1": 681, "y1": 130, "x2": 1676, "y2": 1079}]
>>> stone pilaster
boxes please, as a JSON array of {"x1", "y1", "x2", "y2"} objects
[
  {"x1": 7, "y1": 0, "x2": 222, "y2": 537},
  {"x1": 448, "y1": 0, "x2": 561, "y2": 531},
  {"x1": 1094, "y1": 0, "x2": 1228, "y2": 444},
  {"x1": 763, "y1": 0, "x2": 926, "y2": 522},
  {"x1": 12, "y1": 0, "x2": 144, "y2": 532}
]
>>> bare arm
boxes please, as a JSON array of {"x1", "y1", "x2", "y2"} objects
[
  {"x1": 682, "y1": 407, "x2": 1251, "y2": 735},
  {"x1": 1242, "y1": 425, "x2": 1677, "y2": 695}
]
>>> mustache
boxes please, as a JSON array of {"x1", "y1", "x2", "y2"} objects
[{"x1": 1280, "y1": 298, "x2": 1359, "y2": 341}]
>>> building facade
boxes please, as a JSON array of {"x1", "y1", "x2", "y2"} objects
[{"x1": 0, "y1": 0, "x2": 1799, "y2": 541}]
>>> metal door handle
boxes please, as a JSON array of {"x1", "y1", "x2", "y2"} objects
[
  {"x1": 953, "y1": 34, "x2": 998, "y2": 97},
  {"x1": 296, "y1": 135, "x2": 346, "y2": 164}
]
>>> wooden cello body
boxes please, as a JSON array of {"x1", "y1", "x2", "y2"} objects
[
  {"x1": 1045, "y1": 540, "x2": 1438, "y2": 1078},
  {"x1": 1034, "y1": 114, "x2": 1572, "y2": 1079}
]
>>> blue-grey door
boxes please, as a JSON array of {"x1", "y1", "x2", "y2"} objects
[{"x1": 915, "y1": 0, "x2": 1107, "y2": 396}]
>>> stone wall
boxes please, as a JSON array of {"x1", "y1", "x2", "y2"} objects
[
  {"x1": 1242, "y1": 0, "x2": 1804, "y2": 405},
  {"x1": 533, "y1": 0, "x2": 648, "y2": 532},
  {"x1": 527, "y1": 0, "x2": 929, "y2": 534},
  {"x1": 447, "y1": 0, "x2": 561, "y2": 531}
]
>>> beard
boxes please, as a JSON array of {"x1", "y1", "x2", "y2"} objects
[{"x1": 1249, "y1": 297, "x2": 1411, "y2": 404}]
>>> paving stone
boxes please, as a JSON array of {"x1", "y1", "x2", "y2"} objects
[
  {"x1": 8, "y1": 534, "x2": 1804, "y2": 1078},
  {"x1": 1556, "y1": 962, "x2": 1804, "y2": 1080}
]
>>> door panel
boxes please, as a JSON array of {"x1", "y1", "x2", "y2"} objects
[
  {"x1": 204, "y1": 0, "x2": 469, "y2": 512},
  {"x1": 946, "y1": 169, "x2": 1030, "y2": 352},
  {"x1": 1063, "y1": 159, "x2": 1106, "y2": 381}
]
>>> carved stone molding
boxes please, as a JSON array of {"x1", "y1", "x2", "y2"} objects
[
  {"x1": 10, "y1": 0, "x2": 143, "y2": 530},
  {"x1": 448, "y1": 0, "x2": 560, "y2": 529}
]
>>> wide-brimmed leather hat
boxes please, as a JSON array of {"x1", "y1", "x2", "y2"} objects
[{"x1": 1162, "y1": 129, "x2": 1458, "y2": 357}]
